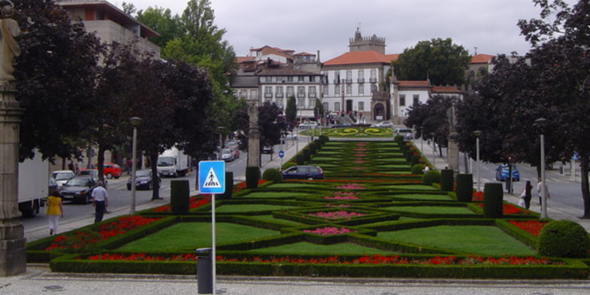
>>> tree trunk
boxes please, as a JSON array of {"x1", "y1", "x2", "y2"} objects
[
  {"x1": 150, "y1": 152, "x2": 160, "y2": 200},
  {"x1": 97, "y1": 145, "x2": 106, "y2": 183},
  {"x1": 580, "y1": 156, "x2": 590, "y2": 219}
]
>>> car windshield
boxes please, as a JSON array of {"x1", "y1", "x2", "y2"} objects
[
  {"x1": 53, "y1": 172, "x2": 74, "y2": 180},
  {"x1": 79, "y1": 170, "x2": 97, "y2": 177},
  {"x1": 222, "y1": 149, "x2": 231, "y2": 154},
  {"x1": 157, "y1": 157, "x2": 174, "y2": 166},
  {"x1": 135, "y1": 170, "x2": 151, "y2": 177},
  {"x1": 65, "y1": 178, "x2": 90, "y2": 187}
]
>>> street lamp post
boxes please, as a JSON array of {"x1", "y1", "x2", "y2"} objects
[
  {"x1": 473, "y1": 130, "x2": 482, "y2": 192},
  {"x1": 129, "y1": 117, "x2": 143, "y2": 214},
  {"x1": 431, "y1": 133, "x2": 436, "y2": 168},
  {"x1": 216, "y1": 127, "x2": 226, "y2": 160},
  {"x1": 536, "y1": 118, "x2": 548, "y2": 219}
]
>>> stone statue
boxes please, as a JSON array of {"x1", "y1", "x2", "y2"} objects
[
  {"x1": 0, "y1": 1, "x2": 20, "y2": 83},
  {"x1": 248, "y1": 102, "x2": 258, "y2": 128},
  {"x1": 447, "y1": 101, "x2": 457, "y2": 133}
]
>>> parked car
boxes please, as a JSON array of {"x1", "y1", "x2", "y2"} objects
[
  {"x1": 221, "y1": 148, "x2": 235, "y2": 162},
  {"x1": 225, "y1": 140, "x2": 239, "y2": 150},
  {"x1": 59, "y1": 175, "x2": 98, "y2": 203},
  {"x1": 228, "y1": 146, "x2": 240, "y2": 159},
  {"x1": 50, "y1": 170, "x2": 75, "y2": 189},
  {"x1": 78, "y1": 169, "x2": 108, "y2": 188},
  {"x1": 495, "y1": 164, "x2": 520, "y2": 182},
  {"x1": 373, "y1": 121, "x2": 394, "y2": 128},
  {"x1": 261, "y1": 145, "x2": 274, "y2": 154},
  {"x1": 95, "y1": 162, "x2": 122, "y2": 179},
  {"x1": 299, "y1": 121, "x2": 318, "y2": 129},
  {"x1": 394, "y1": 128, "x2": 414, "y2": 139},
  {"x1": 281, "y1": 165, "x2": 324, "y2": 180},
  {"x1": 127, "y1": 169, "x2": 160, "y2": 190},
  {"x1": 331, "y1": 123, "x2": 352, "y2": 128}
]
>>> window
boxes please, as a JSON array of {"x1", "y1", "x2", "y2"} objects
[
  {"x1": 275, "y1": 86, "x2": 284, "y2": 98},
  {"x1": 309, "y1": 97, "x2": 315, "y2": 108},
  {"x1": 370, "y1": 69, "x2": 377, "y2": 82},
  {"x1": 323, "y1": 102, "x2": 329, "y2": 112},
  {"x1": 297, "y1": 86, "x2": 305, "y2": 98},
  {"x1": 297, "y1": 97, "x2": 304, "y2": 107},
  {"x1": 358, "y1": 70, "x2": 364, "y2": 79},
  {"x1": 250, "y1": 89, "x2": 258, "y2": 100},
  {"x1": 286, "y1": 86, "x2": 294, "y2": 98},
  {"x1": 400, "y1": 94, "x2": 406, "y2": 106},
  {"x1": 287, "y1": 76, "x2": 294, "y2": 82},
  {"x1": 323, "y1": 85, "x2": 329, "y2": 97},
  {"x1": 335, "y1": 102, "x2": 341, "y2": 112},
  {"x1": 239, "y1": 90, "x2": 247, "y2": 99},
  {"x1": 298, "y1": 76, "x2": 305, "y2": 82},
  {"x1": 371, "y1": 83, "x2": 378, "y2": 92},
  {"x1": 335, "y1": 85, "x2": 340, "y2": 96},
  {"x1": 277, "y1": 97, "x2": 284, "y2": 108},
  {"x1": 264, "y1": 86, "x2": 272, "y2": 98},
  {"x1": 346, "y1": 84, "x2": 352, "y2": 95},
  {"x1": 358, "y1": 101, "x2": 364, "y2": 111},
  {"x1": 413, "y1": 94, "x2": 420, "y2": 105},
  {"x1": 358, "y1": 84, "x2": 364, "y2": 95},
  {"x1": 309, "y1": 86, "x2": 317, "y2": 98}
]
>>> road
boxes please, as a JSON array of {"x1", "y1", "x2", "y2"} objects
[{"x1": 20, "y1": 134, "x2": 305, "y2": 232}]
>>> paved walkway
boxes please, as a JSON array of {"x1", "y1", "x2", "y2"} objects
[{"x1": 5, "y1": 135, "x2": 590, "y2": 294}]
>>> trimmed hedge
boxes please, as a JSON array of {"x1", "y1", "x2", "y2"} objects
[
  {"x1": 422, "y1": 170, "x2": 441, "y2": 185},
  {"x1": 170, "y1": 180, "x2": 190, "y2": 215},
  {"x1": 440, "y1": 169, "x2": 454, "y2": 192},
  {"x1": 246, "y1": 166, "x2": 260, "y2": 189},
  {"x1": 455, "y1": 174, "x2": 473, "y2": 202},
  {"x1": 219, "y1": 172, "x2": 234, "y2": 199},
  {"x1": 262, "y1": 168, "x2": 283, "y2": 183},
  {"x1": 411, "y1": 164, "x2": 425, "y2": 175},
  {"x1": 483, "y1": 183, "x2": 503, "y2": 218},
  {"x1": 537, "y1": 220, "x2": 590, "y2": 258}
]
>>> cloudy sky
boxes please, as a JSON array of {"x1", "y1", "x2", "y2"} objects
[{"x1": 123, "y1": 0, "x2": 578, "y2": 61}]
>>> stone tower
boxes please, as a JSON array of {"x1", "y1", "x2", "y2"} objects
[{"x1": 348, "y1": 27, "x2": 386, "y2": 53}]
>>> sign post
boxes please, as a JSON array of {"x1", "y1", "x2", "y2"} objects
[{"x1": 198, "y1": 161, "x2": 225, "y2": 295}]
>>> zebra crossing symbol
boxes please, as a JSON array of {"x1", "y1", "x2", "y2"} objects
[
  {"x1": 203, "y1": 167, "x2": 221, "y2": 188},
  {"x1": 198, "y1": 161, "x2": 225, "y2": 194}
]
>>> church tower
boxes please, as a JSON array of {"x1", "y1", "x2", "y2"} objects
[{"x1": 348, "y1": 27, "x2": 386, "y2": 53}]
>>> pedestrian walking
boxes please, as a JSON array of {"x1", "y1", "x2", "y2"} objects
[
  {"x1": 537, "y1": 178, "x2": 550, "y2": 206},
  {"x1": 46, "y1": 190, "x2": 63, "y2": 235},
  {"x1": 519, "y1": 180, "x2": 533, "y2": 209},
  {"x1": 91, "y1": 180, "x2": 108, "y2": 223}
]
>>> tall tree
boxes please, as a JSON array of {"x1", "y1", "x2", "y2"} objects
[
  {"x1": 285, "y1": 96, "x2": 297, "y2": 128},
  {"x1": 15, "y1": 0, "x2": 104, "y2": 161},
  {"x1": 404, "y1": 95, "x2": 457, "y2": 155},
  {"x1": 135, "y1": 6, "x2": 183, "y2": 48},
  {"x1": 393, "y1": 38, "x2": 471, "y2": 86},
  {"x1": 234, "y1": 102, "x2": 286, "y2": 152}
]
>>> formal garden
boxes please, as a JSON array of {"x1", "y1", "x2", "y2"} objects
[{"x1": 26, "y1": 135, "x2": 590, "y2": 279}]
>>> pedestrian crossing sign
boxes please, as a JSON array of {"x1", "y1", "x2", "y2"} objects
[{"x1": 198, "y1": 161, "x2": 225, "y2": 194}]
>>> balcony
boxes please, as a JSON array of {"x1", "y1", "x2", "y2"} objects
[
  {"x1": 309, "y1": 93, "x2": 316, "y2": 98},
  {"x1": 333, "y1": 79, "x2": 340, "y2": 84},
  {"x1": 264, "y1": 93, "x2": 273, "y2": 98},
  {"x1": 297, "y1": 94, "x2": 305, "y2": 98},
  {"x1": 357, "y1": 78, "x2": 365, "y2": 83},
  {"x1": 275, "y1": 93, "x2": 284, "y2": 98},
  {"x1": 370, "y1": 78, "x2": 377, "y2": 83},
  {"x1": 345, "y1": 79, "x2": 353, "y2": 84}
]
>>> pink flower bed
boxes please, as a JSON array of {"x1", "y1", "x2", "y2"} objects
[
  {"x1": 324, "y1": 195, "x2": 359, "y2": 200},
  {"x1": 303, "y1": 227, "x2": 353, "y2": 235},
  {"x1": 324, "y1": 204, "x2": 352, "y2": 207},
  {"x1": 336, "y1": 183, "x2": 365, "y2": 189},
  {"x1": 308, "y1": 211, "x2": 365, "y2": 219}
]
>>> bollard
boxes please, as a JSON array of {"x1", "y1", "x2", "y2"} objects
[{"x1": 196, "y1": 248, "x2": 212, "y2": 294}]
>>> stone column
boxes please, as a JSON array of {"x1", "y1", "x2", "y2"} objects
[
  {"x1": 0, "y1": 83, "x2": 26, "y2": 276},
  {"x1": 247, "y1": 101, "x2": 260, "y2": 168},
  {"x1": 447, "y1": 102, "x2": 460, "y2": 173}
]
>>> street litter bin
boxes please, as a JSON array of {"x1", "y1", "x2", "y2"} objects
[{"x1": 196, "y1": 248, "x2": 212, "y2": 294}]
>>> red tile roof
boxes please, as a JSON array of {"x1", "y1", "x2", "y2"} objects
[
  {"x1": 470, "y1": 54, "x2": 494, "y2": 64},
  {"x1": 431, "y1": 86, "x2": 462, "y2": 93},
  {"x1": 398, "y1": 81, "x2": 430, "y2": 87},
  {"x1": 324, "y1": 51, "x2": 399, "y2": 66},
  {"x1": 236, "y1": 56, "x2": 255, "y2": 63}
]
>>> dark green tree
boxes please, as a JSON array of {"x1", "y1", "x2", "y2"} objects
[
  {"x1": 234, "y1": 102, "x2": 286, "y2": 152},
  {"x1": 393, "y1": 38, "x2": 471, "y2": 86},
  {"x1": 404, "y1": 95, "x2": 457, "y2": 155},
  {"x1": 135, "y1": 6, "x2": 183, "y2": 48},
  {"x1": 15, "y1": 0, "x2": 104, "y2": 161},
  {"x1": 285, "y1": 96, "x2": 297, "y2": 128}
]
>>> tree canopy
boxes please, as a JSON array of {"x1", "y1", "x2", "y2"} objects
[{"x1": 392, "y1": 38, "x2": 471, "y2": 86}]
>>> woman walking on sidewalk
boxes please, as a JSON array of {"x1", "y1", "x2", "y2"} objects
[{"x1": 47, "y1": 190, "x2": 63, "y2": 235}]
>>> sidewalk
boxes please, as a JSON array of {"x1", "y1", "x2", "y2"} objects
[{"x1": 415, "y1": 138, "x2": 590, "y2": 232}]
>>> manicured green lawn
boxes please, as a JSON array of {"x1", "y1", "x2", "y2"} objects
[
  {"x1": 249, "y1": 242, "x2": 396, "y2": 255},
  {"x1": 116, "y1": 222, "x2": 278, "y2": 252},
  {"x1": 243, "y1": 192, "x2": 311, "y2": 198},
  {"x1": 216, "y1": 204, "x2": 298, "y2": 213},
  {"x1": 266, "y1": 183, "x2": 326, "y2": 189},
  {"x1": 247, "y1": 215, "x2": 305, "y2": 226},
  {"x1": 376, "y1": 185, "x2": 438, "y2": 190},
  {"x1": 388, "y1": 194, "x2": 452, "y2": 201},
  {"x1": 378, "y1": 225, "x2": 536, "y2": 256},
  {"x1": 383, "y1": 206, "x2": 477, "y2": 215}
]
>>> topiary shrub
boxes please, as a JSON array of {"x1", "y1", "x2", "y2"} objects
[
  {"x1": 440, "y1": 169, "x2": 454, "y2": 192},
  {"x1": 262, "y1": 168, "x2": 283, "y2": 183},
  {"x1": 319, "y1": 135, "x2": 329, "y2": 144},
  {"x1": 218, "y1": 172, "x2": 234, "y2": 199},
  {"x1": 455, "y1": 174, "x2": 473, "y2": 202},
  {"x1": 170, "y1": 180, "x2": 190, "y2": 215},
  {"x1": 295, "y1": 154, "x2": 305, "y2": 165},
  {"x1": 483, "y1": 183, "x2": 503, "y2": 218},
  {"x1": 411, "y1": 155, "x2": 420, "y2": 167},
  {"x1": 394, "y1": 135, "x2": 404, "y2": 146},
  {"x1": 537, "y1": 220, "x2": 590, "y2": 258},
  {"x1": 302, "y1": 148, "x2": 311, "y2": 161},
  {"x1": 308, "y1": 142, "x2": 317, "y2": 154},
  {"x1": 245, "y1": 166, "x2": 260, "y2": 189},
  {"x1": 422, "y1": 170, "x2": 441, "y2": 185},
  {"x1": 411, "y1": 164, "x2": 425, "y2": 175}
]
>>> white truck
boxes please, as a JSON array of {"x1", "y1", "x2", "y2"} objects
[
  {"x1": 18, "y1": 155, "x2": 50, "y2": 217},
  {"x1": 156, "y1": 147, "x2": 190, "y2": 177}
]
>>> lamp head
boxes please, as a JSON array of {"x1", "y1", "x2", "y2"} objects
[
  {"x1": 473, "y1": 130, "x2": 482, "y2": 137},
  {"x1": 129, "y1": 117, "x2": 143, "y2": 127}
]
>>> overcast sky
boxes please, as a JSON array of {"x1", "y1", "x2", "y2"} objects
[{"x1": 121, "y1": 0, "x2": 578, "y2": 61}]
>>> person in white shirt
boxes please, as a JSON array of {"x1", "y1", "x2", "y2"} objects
[
  {"x1": 537, "y1": 178, "x2": 550, "y2": 206},
  {"x1": 91, "y1": 181, "x2": 109, "y2": 223}
]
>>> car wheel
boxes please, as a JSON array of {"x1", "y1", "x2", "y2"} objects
[
  {"x1": 106, "y1": 173, "x2": 113, "y2": 179},
  {"x1": 115, "y1": 176, "x2": 120, "y2": 179},
  {"x1": 308, "y1": 177, "x2": 314, "y2": 180}
]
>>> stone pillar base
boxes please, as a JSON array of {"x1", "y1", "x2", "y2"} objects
[{"x1": 0, "y1": 222, "x2": 26, "y2": 276}]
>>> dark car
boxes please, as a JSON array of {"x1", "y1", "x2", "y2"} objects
[
  {"x1": 495, "y1": 164, "x2": 520, "y2": 182},
  {"x1": 281, "y1": 165, "x2": 324, "y2": 180},
  {"x1": 127, "y1": 169, "x2": 161, "y2": 190},
  {"x1": 261, "y1": 145, "x2": 274, "y2": 154},
  {"x1": 59, "y1": 175, "x2": 98, "y2": 203},
  {"x1": 331, "y1": 123, "x2": 352, "y2": 128}
]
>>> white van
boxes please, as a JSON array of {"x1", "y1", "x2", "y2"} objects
[{"x1": 394, "y1": 128, "x2": 414, "y2": 139}]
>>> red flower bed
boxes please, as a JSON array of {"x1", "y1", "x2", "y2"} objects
[
  {"x1": 233, "y1": 179, "x2": 268, "y2": 194},
  {"x1": 472, "y1": 191, "x2": 483, "y2": 201},
  {"x1": 476, "y1": 203, "x2": 528, "y2": 215},
  {"x1": 84, "y1": 253, "x2": 197, "y2": 261},
  {"x1": 510, "y1": 220, "x2": 547, "y2": 236},
  {"x1": 46, "y1": 216, "x2": 161, "y2": 251}
]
